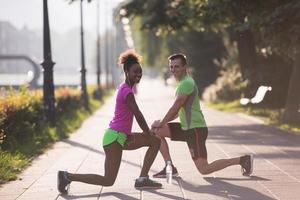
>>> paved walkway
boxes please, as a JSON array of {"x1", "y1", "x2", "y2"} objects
[{"x1": 1, "y1": 78, "x2": 300, "y2": 200}]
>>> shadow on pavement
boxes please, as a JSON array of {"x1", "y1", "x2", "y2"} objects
[
  {"x1": 175, "y1": 176, "x2": 276, "y2": 200},
  {"x1": 207, "y1": 125, "x2": 300, "y2": 160},
  {"x1": 100, "y1": 192, "x2": 139, "y2": 200},
  {"x1": 59, "y1": 193, "x2": 99, "y2": 199},
  {"x1": 144, "y1": 189, "x2": 185, "y2": 200},
  {"x1": 202, "y1": 176, "x2": 271, "y2": 181},
  {"x1": 209, "y1": 124, "x2": 300, "y2": 146},
  {"x1": 59, "y1": 192, "x2": 139, "y2": 200}
]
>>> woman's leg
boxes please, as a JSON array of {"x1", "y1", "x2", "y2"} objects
[
  {"x1": 67, "y1": 142, "x2": 122, "y2": 186},
  {"x1": 123, "y1": 133, "x2": 161, "y2": 177}
]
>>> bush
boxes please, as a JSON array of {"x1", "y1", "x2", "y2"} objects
[
  {"x1": 0, "y1": 85, "x2": 104, "y2": 183},
  {"x1": 0, "y1": 88, "x2": 43, "y2": 151},
  {"x1": 202, "y1": 65, "x2": 248, "y2": 103},
  {"x1": 0, "y1": 86, "x2": 99, "y2": 153}
]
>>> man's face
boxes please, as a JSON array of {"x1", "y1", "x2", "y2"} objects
[{"x1": 169, "y1": 58, "x2": 186, "y2": 80}]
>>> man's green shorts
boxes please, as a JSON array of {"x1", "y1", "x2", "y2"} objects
[{"x1": 102, "y1": 128, "x2": 127, "y2": 147}]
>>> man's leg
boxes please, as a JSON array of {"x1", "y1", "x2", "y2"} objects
[
  {"x1": 193, "y1": 156, "x2": 240, "y2": 175},
  {"x1": 153, "y1": 124, "x2": 173, "y2": 163},
  {"x1": 67, "y1": 142, "x2": 123, "y2": 186},
  {"x1": 187, "y1": 127, "x2": 241, "y2": 175},
  {"x1": 152, "y1": 123, "x2": 179, "y2": 178}
]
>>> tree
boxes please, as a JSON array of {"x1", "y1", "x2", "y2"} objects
[
  {"x1": 120, "y1": 0, "x2": 300, "y2": 123},
  {"x1": 256, "y1": 1, "x2": 300, "y2": 123},
  {"x1": 121, "y1": 0, "x2": 226, "y2": 93}
]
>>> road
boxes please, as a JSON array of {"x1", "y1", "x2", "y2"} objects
[{"x1": 1, "y1": 78, "x2": 300, "y2": 200}]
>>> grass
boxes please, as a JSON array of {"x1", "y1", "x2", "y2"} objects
[
  {"x1": 0, "y1": 90, "x2": 111, "y2": 184},
  {"x1": 0, "y1": 152, "x2": 27, "y2": 182},
  {"x1": 206, "y1": 100, "x2": 300, "y2": 134}
]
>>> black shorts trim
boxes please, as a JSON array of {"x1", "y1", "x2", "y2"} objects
[{"x1": 168, "y1": 122, "x2": 208, "y2": 159}]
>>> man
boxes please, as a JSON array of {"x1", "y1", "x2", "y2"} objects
[{"x1": 151, "y1": 53, "x2": 253, "y2": 178}]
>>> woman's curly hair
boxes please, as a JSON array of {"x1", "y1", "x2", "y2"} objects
[{"x1": 118, "y1": 49, "x2": 142, "y2": 71}]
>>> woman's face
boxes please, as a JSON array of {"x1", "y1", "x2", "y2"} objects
[{"x1": 127, "y1": 63, "x2": 142, "y2": 84}]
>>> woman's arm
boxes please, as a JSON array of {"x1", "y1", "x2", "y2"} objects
[{"x1": 126, "y1": 93, "x2": 151, "y2": 134}]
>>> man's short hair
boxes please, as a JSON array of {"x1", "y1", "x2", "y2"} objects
[{"x1": 168, "y1": 53, "x2": 187, "y2": 65}]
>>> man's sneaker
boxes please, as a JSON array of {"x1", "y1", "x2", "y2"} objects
[
  {"x1": 57, "y1": 171, "x2": 71, "y2": 194},
  {"x1": 240, "y1": 154, "x2": 254, "y2": 176},
  {"x1": 153, "y1": 165, "x2": 178, "y2": 178},
  {"x1": 135, "y1": 177, "x2": 162, "y2": 189}
]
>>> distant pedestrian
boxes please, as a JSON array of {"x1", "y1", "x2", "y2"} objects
[
  {"x1": 57, "y1": 49, "x2": 162, "y2": 194},
  {"x1": 151, "y1": 53, "x2": 254, "y2": 178},
  {"x1": 163, "y1": 68, "x2": 171, "y2": 86}
]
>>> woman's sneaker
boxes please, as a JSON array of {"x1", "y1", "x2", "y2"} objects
[
  {"x1": 153, "y1": 165, "x2": 178, "y2": 178},
  {"x1": 240, "y1": 154, "x2": 254, "y2": 176},
  {"x1": 134, "y1": 177, "x2": 162, "y2": 189},
  {"x1": 57, "y1": 171, "x2": 71, "y2": 194}
]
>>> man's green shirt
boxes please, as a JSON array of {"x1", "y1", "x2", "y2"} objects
[{"x1": 176, "y1": 75, "x2": 207, "y2": 130}]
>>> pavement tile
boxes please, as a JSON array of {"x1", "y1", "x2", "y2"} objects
[{"x1": 1, "y1": 79, "x2": 300, "y2": 200}]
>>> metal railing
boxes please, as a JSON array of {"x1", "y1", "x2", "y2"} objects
[{"x1": 0, "y1": 55, "x2": 41, "y2": 88}]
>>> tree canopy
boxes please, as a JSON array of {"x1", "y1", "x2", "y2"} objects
[{"x1": 119, "y1": 0, "x2": 300, "y2": 123}]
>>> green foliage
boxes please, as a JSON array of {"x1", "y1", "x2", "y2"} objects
[
  {"x1": 129, "y1": 16, "x2": 175, "y2": 69},
  {"x1": 128, "y1": 11, "x2": 226, "y2": 90},
  {"x1": 255, "y1": 1, "x2": 300, "y2": 60},
  {"x1": 0, "y1": 151, "x2": 27, "y2": 184},
  {"x1": 0, "y1": 86, "x2": 103, "y2": 183},
  {"x1": 0, "y1": 87, "x2": 43, "y2": 151},
  {"x1": 121, "y1": 0, "x2": 300, "y2": 122},
  {"x1": 202, "y1": 65, "x2": 248, "y2": 103},
  {"x1": 120, "y1": 0, "x2": 300, "y2": 65},
  {"x1": 166, "y1": 30, "x2": 226, "y2": 92},
  {"x1": 207, "y1": 101, "x2": 300, "y2": 134},
  {"x1": 207, "y1": 100, "x2": 241, "y2": 112},
  {"x1": 121, "y1": 0, "x2": 192, "y2": 33}
]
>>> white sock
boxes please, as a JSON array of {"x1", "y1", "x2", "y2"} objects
[
  {"x1": 137, "y1": 176, "x2": 147, "y2": 182},
  {"x1": 165, "y1": 160, "x2": 172, "y2": 166}
]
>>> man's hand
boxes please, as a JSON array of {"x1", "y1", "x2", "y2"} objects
[
  {"x1": 151, "y1": 120, "x2": 162, "y2": 134},
  {"x1": 151, "y1": 120, "x2": 162, "y2": 128}
]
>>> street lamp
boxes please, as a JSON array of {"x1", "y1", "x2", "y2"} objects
[
  {"x1": 79, "y1": 0, "x2": 89, "y2": 110},
  {"x1": 96, "y1": 0, "x2": 101, "y2": 87},
  {"x1": 41, "y1": 0, "x2": 56, "y2": 125},
  {"x1": 96, "y1": 0, "x2": 103, "y2": 98},
  {"x1": 104, "y1": 0, "x2": 110, "y2": 89}
]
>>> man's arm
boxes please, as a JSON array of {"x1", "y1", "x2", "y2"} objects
[
  {"x1": 170, "y1": 113, "x2": 179, "y2": 121},
  {"x1": 156, "y1": 93, "x2": 188, "y2": 127},
  {"x1": 126, "y1": 93, "x2": 150, "y2": 134}
]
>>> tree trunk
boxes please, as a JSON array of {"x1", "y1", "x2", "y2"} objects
[
  {"x1": 236, "y1": 29, "x2": 257, "y2": 82},
  {"x1": 283, "y1": 50, "x2": 300, "y2": 123}
]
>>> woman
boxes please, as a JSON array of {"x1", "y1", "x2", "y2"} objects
[{"x1": 57, "y1": 49, "x2": 162, "y2": 194}]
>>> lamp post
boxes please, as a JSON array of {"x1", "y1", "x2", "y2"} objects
[
  {"x1": 41, "y1": 0, "x2": 56, "y2": 125},
  {"x1": 96, "y1": 0, "x2": 102, "y2": 97},
  {"x1": 104, "y1": 0, "x2": 110, "y2": 89},
  {"x1": 80, "y1": 0, "x2": 89, "y2": 110}
]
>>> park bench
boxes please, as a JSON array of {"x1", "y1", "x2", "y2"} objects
[{"x1": 240, "y1": 85, "x2": 272, "y2": 105}]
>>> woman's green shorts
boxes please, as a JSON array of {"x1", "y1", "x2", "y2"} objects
[{"x1": 102, "y1": 128, "x2": 127, "y2": 147}]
